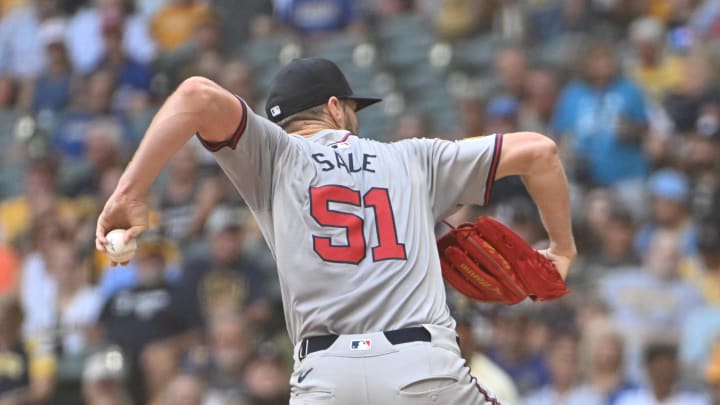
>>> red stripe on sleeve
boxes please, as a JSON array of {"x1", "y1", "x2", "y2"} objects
[
  {"x1": 197, "y1": 95, "x2": 248, "y2": 152},
  {"x1": 483, "y1": 133, "x2": 503, "y2": 205}
]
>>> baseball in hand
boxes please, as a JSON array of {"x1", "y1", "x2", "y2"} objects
[{"x1": 105, "y1": 229, "x2": 138, "y2": 263}]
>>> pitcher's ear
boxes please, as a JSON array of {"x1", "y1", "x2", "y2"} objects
[{"x1": 326, "y1": 96, "x2": 344, "y2": 129}]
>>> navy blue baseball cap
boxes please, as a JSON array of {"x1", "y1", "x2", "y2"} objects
[{"x1": 264, "y1": 57, "x2": 382, "y2": 123}]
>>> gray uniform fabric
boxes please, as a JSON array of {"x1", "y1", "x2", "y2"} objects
[
  {"x1": 289, "y1": 324, "x2": 499, "y2": 404},
  {"x1": 201, "y1": 99, "x2": 501, "y2": 404}
]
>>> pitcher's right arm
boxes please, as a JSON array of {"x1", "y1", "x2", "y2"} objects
[{"x1": 96, "y1": 77, "x2": 243, "y2": 253}]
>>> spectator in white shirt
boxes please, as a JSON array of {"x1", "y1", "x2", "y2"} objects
[
  {"x1": 0, "y1": 0, "x2": 58, "y2": 79},
  {"x1": 599, "y1": 229, "x2": 705, "y2": 380},
  {"x1": 24, "y1": 241, "x2": 102, "y2": 357},
  {"x1": 65, "y1": 0, "x2": 156, "y2": 74}
]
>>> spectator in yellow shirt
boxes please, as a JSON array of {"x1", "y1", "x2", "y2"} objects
[
  {"x1": 626, "y1": 16, "x2": 683, "y2": 100},
  {"x1": 0, "y1": 158, "x2": 96, "y2": 247},
  {"x1": 0, "y1": 0, "x2": 25, "y2": 17},
  {"x1": 150, "y1": 0, "x2": 214, "y2": 52},
  {"x1": 0, "y1": 296, "x2": 56, "y2": 404},
  {"x1": 680, "y1": 225, "x2": 720, "y2": 304}
]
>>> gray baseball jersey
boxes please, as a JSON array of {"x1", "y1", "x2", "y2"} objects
[{"x1": 198, "y1": 99, "x2": 502, "y2": 344}]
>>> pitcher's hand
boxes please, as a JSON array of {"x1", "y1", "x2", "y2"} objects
[
  {"x1": 96, "y1": 193, "x2": 149, "y2": 264},
  {"x1": 538, "y1": 247, "x2": 575, "y2": 280}
]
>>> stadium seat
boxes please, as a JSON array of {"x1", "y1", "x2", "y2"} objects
[
  {"x1": 374, "y1": 15, "x2": 436, "y2": 71},
  {"x1": 242, "y1": 35, "x2": 301, "y2": 71},
  {"x1": 308, "y1": 32, "x2": 368, "y2": 67},
  {"x1": 451, "y1": 34, "x2": 501, "y2": 71},
  {"x1": 529, "y1": 33, "x2": 586, "y2": 70}
]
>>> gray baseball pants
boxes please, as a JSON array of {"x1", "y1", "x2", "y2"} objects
[{"x1": 289, "y1": 324, "x2": 501, "y2": 404}]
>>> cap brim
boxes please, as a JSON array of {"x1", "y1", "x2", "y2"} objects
[{"x1": 341, "y1": 96, "x2": 382, "y2": 112}]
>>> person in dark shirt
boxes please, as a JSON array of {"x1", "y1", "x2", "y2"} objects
[
  {"x1": 177, "y1": 206, "x2": 271, "y2": 329},
  {"x1": 99, "y1": 236, "x2": 195, "y2": 404},
  {"x1": 663, "y1": 52, "x2": 719, "y2": 134},
  {"x1": 488, "y1": 307, "x2": 550, "y2": 395},
  {"x1": 159, "y1": 143, "x2": 221, "y2": 246},
  {"x1": 0, "y1": 297, "x2": 29, "y2": 402}
]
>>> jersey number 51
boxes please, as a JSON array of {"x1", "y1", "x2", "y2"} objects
[{"x1": 310, "y1": 185, "x2": 407, "y2": 264}]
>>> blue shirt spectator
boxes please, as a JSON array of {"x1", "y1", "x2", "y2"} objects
[
  {"x1": 634, "y1": 170, "x2": 698, "y2": 256},
  {"x1": 274, "y1": 0, "x2": 361, "y2": 36},
  {"x1": 52, "y1": 110, "x2": 99, "y2": 160},
  {"x1": 552, "y1": 41, "x2": 650, "y2": 186},
  {"x1": 681, "y1": 307, "x2": 720, "y2": 369},
  {"x1": 489, "y1": 349, "x2": 549, "y2": 396},
  {"x1": 32, "y1": 18, "x2": 73, "y2": 113},
  {"x1": 98, "y1": 234, "x2": 182, "y2": 301},
  {"x1": 52, "y1": 112, "x2": 132, "y2": 161},
  {"x1": 98, "y1": 262, "x2": 181, "y2": 302},
  {"x1": 553, "y1": 77, "x2": 649, "y2": 185},
  {"x1": 96, "y1": 57, "x2": 153, "y2": 92},
  {"x1": 51, "y1": 68, "x2": 137, "y2": 161},
  {"x1": 33, "y1": 75, "x2": 71, "y2": 113},
  {"x1": 93, "y1": 10, "x2": 153, "y2": 92}
]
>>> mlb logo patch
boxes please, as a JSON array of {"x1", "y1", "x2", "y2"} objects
[
  {"x1": 270, "y1": 105, "x2": 282, "y2": 117},
  {"x1": 351, "y1": 339, "x2": 372, "y2": 351},
  {"x1": 332, "y1": 141, "x2": 350, "y2": 149}
]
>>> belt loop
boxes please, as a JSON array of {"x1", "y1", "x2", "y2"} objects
[
  {"x1": 298, "y1": 338, "x2": 306, "y2": 362},
  {"x1": 300, "y1": 338, "x2": 309, "y2": 361}
]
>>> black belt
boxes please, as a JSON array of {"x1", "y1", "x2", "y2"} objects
[{"x1": 298, "y1": 326, "x2": 432, "y2": 361}]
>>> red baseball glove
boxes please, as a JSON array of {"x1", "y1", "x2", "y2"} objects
[{"x1": 437, "y1": 216, "x2": 570, "y2": 305}]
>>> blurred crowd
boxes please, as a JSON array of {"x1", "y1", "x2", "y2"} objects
[{"x1": 0, "y1": 0, "x2": 719, "y2": 404}]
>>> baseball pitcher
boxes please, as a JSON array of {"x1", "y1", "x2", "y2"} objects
[{"x1": 96, "y1": 58, "x2": 575, "y2": 404}]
